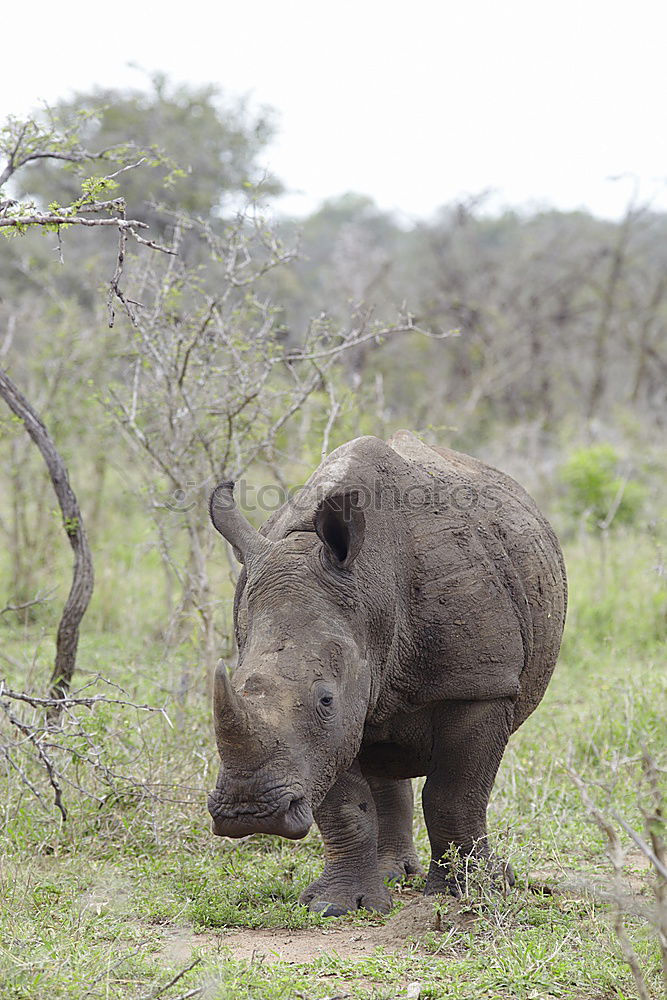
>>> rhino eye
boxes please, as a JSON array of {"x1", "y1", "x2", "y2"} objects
[{"x1": 316, "y1": 691, "x2": 335, "y2": 720}]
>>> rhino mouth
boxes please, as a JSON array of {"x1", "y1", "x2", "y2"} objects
[{"x1": 208, "y1": 791, "x2": 313, "y2": 840}]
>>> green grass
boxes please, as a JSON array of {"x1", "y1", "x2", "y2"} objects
[{"x1": 1, "y1": 528, "x2": 666, "y2": 999}]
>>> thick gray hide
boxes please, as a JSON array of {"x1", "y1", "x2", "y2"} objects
[{"x1": 208, "y1": 431, "x2": 567, "y2": 915}]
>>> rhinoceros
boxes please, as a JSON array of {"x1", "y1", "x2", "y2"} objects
[{"x1": 207, "y1": 431, "x2": 567, "y2": 916}]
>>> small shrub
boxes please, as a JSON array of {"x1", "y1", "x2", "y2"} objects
[{"x1": 559, "y1": 444, "x2": 645, "y2": 531}]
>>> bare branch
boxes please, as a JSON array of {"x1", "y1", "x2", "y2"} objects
[
  {"x1": 1, "y1": 743, "x2": 49, "y2": 809},
  {"x1": 141, "y1": 958, "x2": 202, "y2": 1000},
  {"x1": 320, "y1": 376, "x2": 341, "y2": 461},
  {"x1": 0, "y1": 696, "x2": 68, "y2": 820},
  {"x1": 281, "y1": 318, "x2": 457, "y2": 364},
  {"x1": 0, "y1": 146, "x2": 125, "y2": 189},
  {"x1": 569, "y1": 763, "x2": 667, "y2": 1000},
  {"x1": 0, "y1": 587, "x2": 56, "y2": 617},
  {"x1": 611, "y1": 810, "x2": 667, "y2": 881},
  {"x1": 0, "y1": 212, "x2": 149, "y2": 231},
  {"x1": 0, "y1": 682, "x2": 173, "y2": 721}
]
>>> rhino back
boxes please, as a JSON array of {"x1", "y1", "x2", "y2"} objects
[{"x1": 387, "y1": 430, "x2": 567, "y2": 730}]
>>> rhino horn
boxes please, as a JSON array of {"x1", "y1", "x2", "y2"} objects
[
  {"x1": 209, "y1": 481, "x2": 271, "y2": 564},
  {"x1": 213, "y1": 660, "x2": 251, "y2": 749}
]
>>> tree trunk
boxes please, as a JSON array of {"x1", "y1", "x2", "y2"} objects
[{"x1": 0, "y1": 367, "x2": 94, "y2": 700}]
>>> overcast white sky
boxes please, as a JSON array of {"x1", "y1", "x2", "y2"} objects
[{"x1": 4, "y1": 0, "x2": 667, "y2": 222}]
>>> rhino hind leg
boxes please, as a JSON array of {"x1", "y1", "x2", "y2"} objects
[
  {"x1": 299, "y1": 763, "x2": 392, "y2": 917},
  {"x1": 422, "y1": 697, "x2": 515, "y2": 897},
  {"x1": 367, "y1": 776, "x2": 424, "y2": 882}
]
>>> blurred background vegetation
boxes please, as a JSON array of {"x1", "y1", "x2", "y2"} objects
[{"x1": 1, "y1": 76, "x2": 664, "y2": 665}]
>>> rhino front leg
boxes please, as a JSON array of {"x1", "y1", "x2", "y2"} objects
[
  {"x1": 367, "y1": 776, "x2": 424, "y2": 882},
  {"x1": 300, "y1": 762, "x2": 392, "y2": 917},
  {"x1": 422, "y1": 697, "x2": 515, "y2": 896}
]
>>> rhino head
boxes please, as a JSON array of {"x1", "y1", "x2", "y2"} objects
[{"x1": 206, "y1": 481, "x2": 370, "y2": 840}]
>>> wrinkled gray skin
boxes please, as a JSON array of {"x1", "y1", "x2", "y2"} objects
[{"x1": 207, "y1": 431, "x2": 567, "y2": 916}]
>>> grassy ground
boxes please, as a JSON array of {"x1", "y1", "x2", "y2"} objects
[{"x1": 1, "y1": 529, "x2": 666, "y2": 999}]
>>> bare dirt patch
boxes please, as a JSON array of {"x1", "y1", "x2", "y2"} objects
[
  {"x1": 153, "y1": 893, "x2": 473, "y2": 966},
  {"x1": 220, "y1": 899, "x2": 448, "y2": 963},
  {"x1": 154, "y1": 922, "x2": 386, "y2": 966}
]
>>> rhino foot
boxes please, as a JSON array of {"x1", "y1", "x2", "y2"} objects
[
  {"x1": 300, "y1": 875, "x2": 392, "y2": 917},
  {"x1": 378, "y1": 852, "x2": 424, "y2": 884}
]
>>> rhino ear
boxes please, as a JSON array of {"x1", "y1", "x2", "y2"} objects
[{"x1": 315, "y1": 491, "x2": 365, "y2": 569}]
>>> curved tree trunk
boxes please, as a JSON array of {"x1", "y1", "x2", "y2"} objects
[{"x1": 0, "y1": 367, "x2": 94, "y2": 701}]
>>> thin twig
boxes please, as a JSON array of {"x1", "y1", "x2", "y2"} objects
[
  {"x1": 0, "y1": 682, "x2": 173, "y2": 721},
  {"x1": 81, "y1": 947, "x2": 145, "y2": 998},
  {"x1": 320, "y1": 376, "x2": 341, "y2": 460},
  {"x1": 568, "y1": 767, "x2": 652, "y2": 1000},
  {"x1": 612, "y1": 810, "x2": 667, "y2": 881},
  {"x1": 0, "y1": 744, "x2": 49, "y2": 808},
  {"x1": 281, "y1": 320, "x2": 456, "y2": 364},
  {"x1": 0, "y1": 698, "x2": 68, "y2": 820},
  {"x1": 141, "y1": 958, "x2": 202, "y2": 1000},
  {"x1": 0, "y1": 587, "x2": 56, "y2": 616}
]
